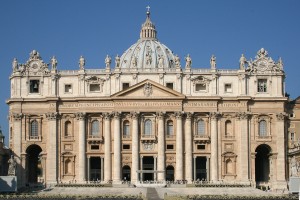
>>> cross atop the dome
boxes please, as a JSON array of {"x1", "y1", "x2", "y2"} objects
[{"x1": 146, "y1": 5, "x2": 150, "y2": 16}]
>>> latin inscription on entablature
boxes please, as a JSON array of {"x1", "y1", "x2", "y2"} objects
[
  {"x1": 50, "y1": 102, "x2": 114, "y2": 109},
  {"x1": 183, "y1": 102, "x2": 217, "y2": 108},
  {"x1": 219, "y1": 102, "x2": 247, "y2": 108},
  {"x1": 115, "y1": 101, "x2": 182, "y2": 108}
]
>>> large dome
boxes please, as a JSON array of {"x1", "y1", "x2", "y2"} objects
[{"x1": 119, "y1": 10, "x2": 176, "y2": 69}]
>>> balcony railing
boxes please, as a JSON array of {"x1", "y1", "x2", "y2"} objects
[
  {"x1": 194, "y1": 134, "x2": 210, "y2": 143},
  {"x1": 122, "y1": 134, "x2": 131, "y2": 139},
  {"x1": 29, "y1": 135, "x2": 40, "y2": 140},
  {"x1": 256, "y1": 135, "x2": 272, "y2": 141},
  {"x1": 223, "y1": 135, "x2": 235, "y2": 140},
  {"x1": 166, "y1": 134, "x2": 175, "y2": 139},
  {"x1": 141, "y1": 134, "x2": 156, "y2": 142}
]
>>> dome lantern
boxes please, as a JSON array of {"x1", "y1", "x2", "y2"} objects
[{"x1": 140, "y1": 6, "x2": 157, "y2": 40}]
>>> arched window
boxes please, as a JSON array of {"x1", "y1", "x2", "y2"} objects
[
  {"x1": 225, "y1": 120, "x2": 232, "y2": 136},
  {"x1": 64, "y1": 158, "x2": 72, "y2": 174},
  {"x1": 65, "y1": 121, "x2": 72, "y2": 137},
  {"x1": 30, "y1": 120, "x2": 38, "y2": 138},
  {"x1": 166, "y1": 120, "x2": 173, "y2": 137},
  {"x1": 144, "y1": 119, "x2": 152, "y2": 135},
  {"x1": 123, "y1": 120, "x2": 130, "y2": 138},
  {"x1": 197, "y1": 120, "x2": 205, "y2": 135},
  {"x1": 259, "y1": 120, "x2": 267, "y2": 136},
  {"x1": 91, "y1": 120, "x2": 100, "y2": 137}
]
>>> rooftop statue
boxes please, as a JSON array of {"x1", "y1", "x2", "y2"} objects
[
  {"x1": 175, "y1": 55, "x2": 181, "y2": 68},
  {"x1": 210, "y1": 55, "x2": 216, "y2": 69},
  {"x1": 12, "y1": 58, "x2": 18, "y2": 72},
  {"x1": 51, "y1": 56, "x2": 57, "y2": 70},
  {"x1": 131, "y1": 56, "x2": 137, "y2": 68},
  {"x1": 185, "y1": 54, "x2": 192, "y2": 69},
  {"x1": 115, "y1": 54, "x2": 120, "y2": 68},
  {"x1": 105, "y1": 55, "x2": 111, "y2": 70},
  {"x1": 291, "y1": 156, "x2": 299, "y2": 177},
  {"x1": 239, "y1": 54, "x2": 247, "y2": 70},
  {"x1": 79, "y1": 56, "x2": 85, "y2": 70}
]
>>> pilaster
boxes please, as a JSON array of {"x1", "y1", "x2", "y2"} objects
[
  {"x1": 185, "y1": 112, "x2": 193, "y2": 183},
  {"x1": 113, "y1": 112, "x2": 121, "y2": 183},
  {"x1": 104, "y1": 112, "x2": 112, "y2": 182},
  {"x1": 157, "y1": 112, "x2": 165, "y2": 181},
  {"x1": 210, "y1": 112, "x2": 221, "y2": 182},
  {"x1": 131, "y1": 112, "x2": 139, "y2": 183},
  {"x1": 175, "y1": 111, "x2": 183, "y2": 180}
]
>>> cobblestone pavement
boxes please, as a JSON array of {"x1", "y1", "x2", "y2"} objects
[{"x1": 38, "y1": 186, "x2": 285, "y2": 199}]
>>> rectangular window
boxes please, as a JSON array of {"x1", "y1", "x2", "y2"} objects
[
  {"x1": 90, "y1": 84, "x2": 100, "y2": 92},
  {"x1": 197, "y1": 144, "x2": 205, "y2": 150},
  {"x1": 91, "y1": 145, "x2": 99, "y2": 150},
  {"x1": 166, "y1": 83, "x2": 174, "y2": 90},
  {"x1": 29, "y1": 80, "x2": 40, "y2": 93},
  {"x1": 166, "y1": 144, "x2": 174, "y2": 150},
  {"x1": 224, "y1": 84, "x2": 232, "y2": 93},
  {"x1": 123, "y1": 144, "x2": 130, "y2": 150},
  {"x1": 257, "y1": 79, "x2": 267, "y2": 93},
  {"x1": 122, "y1": 83, "x2": 130, "y2": 90},
  {"x1": 195, "y1": 83, "x2": 206, "y2": 92},
  {"x1": 65, "y1": 84, "x2": 72, "y2": 93}
]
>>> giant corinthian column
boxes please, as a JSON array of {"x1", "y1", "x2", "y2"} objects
[
  {"x1": 113, "y1": 112, "x2": 121, "y2": 183},
  {"x1": 157, "y1": 112, "x2": 165, "y2": 181},
  {"x1": 185, "y1": 112, "x2": 193, "y2": 183},
  {"x1": 76, "y1": 112, "x2": 86, "y2": 183},
  {"x1": 104, "y1": 113, "x2": 112, "y2": 182},
  {"x1": 131, "y1": 112, "x2": 139, "y2": 183},
  {"x1": 46, "y1": 112, "x2": 59, "y2": 185},
  {"x1": 175, "y1": 112, "x2": 183, "y2": 180},
  {"x1": 210, "y1": 112, "x2": 220, "y2": 182}
]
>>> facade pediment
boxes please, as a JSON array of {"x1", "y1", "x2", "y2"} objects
[{"x1": 111, "y1": 79, "x2": 185, "y2": 99}]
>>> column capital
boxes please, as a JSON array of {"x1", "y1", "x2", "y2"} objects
[
  {"x1": 103, "y1": 112, "x2": 111, "y2": 120},
  {"x1": 235, "y1": 112, "x2": 252, "y2": 120},
  {"x1": 210, "y1": 112, "x2": 222, "y2": 120},
  {"x1": 175, "y1": 111, "x2": 184, "y2": 119},
  {"x1": 113, "y1": 111, "x2": 121, "y2": 119},
  {"x1": 45, "y1": 112, "x2": 60, "y2": 120},
  {"x1": 186, "y1": 112, "x2": 193, "y2": 120},
  {"x1": 75, "y1": 112, "x2": 86, "y2": 120},
  {"x1": 276, "y1": 112, "x2": 287, "y2": 121},
  {"x1": 130, "y1": 112, "x2": 139, "y2": 119},
  {"x1": 12, "y1": 113, "x2": 23, "y2": 121},
  {"x1": 157, "y1": 111, "x2": 165, "y2": 119}
]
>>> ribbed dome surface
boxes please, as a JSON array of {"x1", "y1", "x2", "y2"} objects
[{"x1": 119, "y1": 9, "x2": 176, "y2": 69}]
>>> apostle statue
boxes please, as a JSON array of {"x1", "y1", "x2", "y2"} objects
[
  {"x1": 291, "y1": 156, "x2": 299, "y2": 177},
  {"x1": 12, "y1": 58, "x2": 18, "y2": 72},
  {"x1": 239, "y1": 54, "x2": 247, "y2": 70},
  {"x1": 185, "y1": 54, "x2": 192, "y2": 69},
  {"x1": 79, "y1": 56, "x2": 85, "y2": 70},
  {"x1": 175, "y1": 55, "x2": 181, "y2": 68},
  {"x1": 105, "y1": 55, "x2": 111, "y2": 70},
  {"x1": 131, "y1": 56, "x2": 137, "y2": 68},
  {"x1": 210, "y1": 55, "x2": 216, "y2": 69},
  {"x1": 51, "y1": 56, "x2": 58, "y2": 70},
  {"x1": 115, "y1": 54, "x2": 120, "y2": 68},
  {"x1": 8, "y1": 155, "x2": 16, "y2": 176}
]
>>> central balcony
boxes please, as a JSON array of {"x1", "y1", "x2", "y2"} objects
[
  {"x1": 193, "y1": 134, "x2": 210, "y2": 144},
  {"x1": 141, "y1": 134, "x2": 156, "y2": 143}
]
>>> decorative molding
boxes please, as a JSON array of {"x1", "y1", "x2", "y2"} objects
[
  {"x1": 276, "y1": 112, "x2": 287, "y2": 121},
  {"x1": 130, "y1": 112, "x2": 139, "y2": 120},
  {"x1": 143, "y1": 82, "x2": 153, "y2": 97},
  {"x1": 103, "y1": 112, "x2": 111, "y2": 120},
  {"x1": 186, "y1": 112, "x2": 193, "y2": 120},
  {"x1": 157, "y1": 111, "x2": 165, "y2": 120},
  {"x1": 113, "y1": 111, "x2": 121, "y2": 119},
  {"x1": 235, "y1": 112, "x2": 251, "y2": 120},
  {"x1": 175, "y1": 111, "x2": 184, "y2": 119},
  {"x1": 210, "y1": 112, "x2": 222, "y2": 120}
]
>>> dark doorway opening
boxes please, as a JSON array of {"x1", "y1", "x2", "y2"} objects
[
  {"x1": 255, "y1": 144, "x2": 271, "y2": 183},
  {"x1": 90, "y1": 157, "x2": 101, "y2": 181},
  {"x1": 143, "y1": 156, "x2": 154, "y2": 181},
  {"x1": 196, "y1": 157, "x2": 207, "y2": 181},
  {"x1": 166, "y1": 165, "x2": 174, "y2": 181},
  {"x1": 122, "y1": 165, "x2": 131, "y2": 181},
  {"x1": 26, "y1": 144, "x2": 42, "y2": 183}
]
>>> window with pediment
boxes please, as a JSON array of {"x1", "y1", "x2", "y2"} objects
[
  {"x1": 197, "y1": 119, "x2": 205, "y2": 136},
  {"x1": 166, "y1": 120, "x2": 174, "y2": 137},
  {"x1": 259, "y1": 120, "x2": 267, "y2": 136},
  {"x1": 91, "y1": 120, "x2": 100, "y2": 137},
  {"x1": 192, "y1": 76, "x2": 210, "y2": 93},
  {"x1": 144, "y1": 119, "x2": 152, "y2": 135},
  {"x1": 30, "y1": 120, "x2": 39, "y2": 139},
  {"x1": 123, "y1": 120, "x2": 130, "y2": 138}
]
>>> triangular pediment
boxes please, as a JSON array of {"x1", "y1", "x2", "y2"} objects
[{"x1": 111, "y1": 79, "x2": 185, "y2": 99}]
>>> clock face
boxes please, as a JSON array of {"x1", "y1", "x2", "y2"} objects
[{"x1": 258, "y1": 60, "x2": 268, "y2": 71}]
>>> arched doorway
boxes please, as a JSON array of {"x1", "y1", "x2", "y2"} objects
[
  {"x1": 255, "y1": 144, "x2": 271, "y2": 184},
  {"x1": 122, "y1": 165, "x2": 131, "y2": 181},
  {"x1": 166, "y1": 166, "x2": 174, "y2": 181},
  {"x1": 26, "y1": 144, "x2": 42, "y2": 183}
]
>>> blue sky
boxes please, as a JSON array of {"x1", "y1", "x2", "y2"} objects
[{"x1": 0, "y1": 0, "x2": 299, "y2": 144}]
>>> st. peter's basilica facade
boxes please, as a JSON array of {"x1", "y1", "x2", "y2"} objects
[{"x1": 7, "y1": 10, "x2": 288, "y2": 190}]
